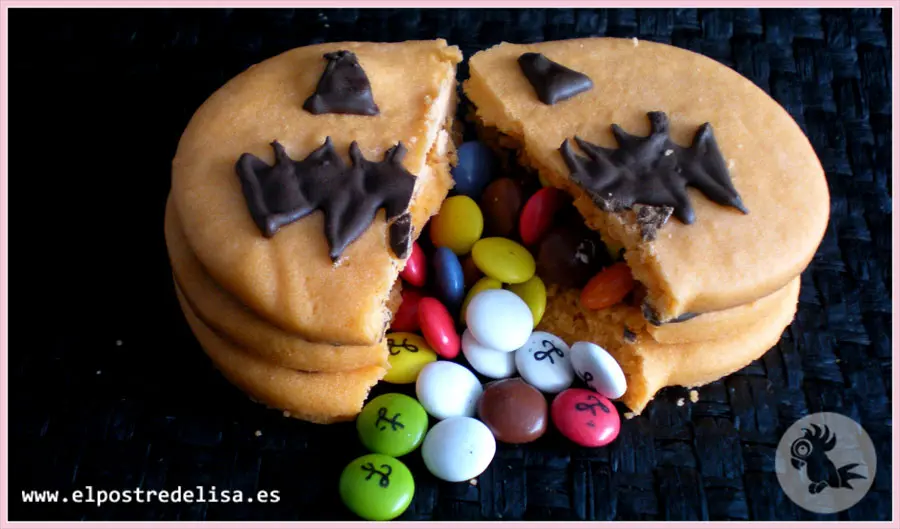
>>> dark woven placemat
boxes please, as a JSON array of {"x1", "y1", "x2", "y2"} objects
[{"x1": 8, "y1": 8, "x2": 892, "y2": 521}]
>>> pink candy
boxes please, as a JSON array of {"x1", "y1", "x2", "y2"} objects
[
  {"x1": 400, "y1": 242, "x2": 427, "y2": 287},
  {"x1": 417, "y1": 297, "x2": 460, "y2": 359},
  {"x1": 551, "y1": 389, "x2": 620, "y2": 447},
  {"x1": 519, "y1": 187, "x2": 567, "y2": 246}
]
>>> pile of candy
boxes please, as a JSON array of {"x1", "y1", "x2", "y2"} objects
[{"x1": 339, "y1": 141, "x2": 634, "y2": 520}]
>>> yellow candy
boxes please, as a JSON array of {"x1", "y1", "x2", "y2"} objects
[
  {"x1": 506, "y1": 275, "x2": 547, "y2": 328},
  {"x1": 471, "y1": 237, "x2": 536, "y2": 284},
  {"x1": 383, "y1": 333, "x2": 437, "y2": 384},
  {"x1": 429, "y1": 196, "x2": 484, "y2": 255},
  {"x1": 460, "y1": 277, "x2": 503, "y2": 323}
]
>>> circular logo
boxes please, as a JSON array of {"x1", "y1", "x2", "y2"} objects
[{"x1": 775, "y1": 412, "x2": 876, "y2": 514}]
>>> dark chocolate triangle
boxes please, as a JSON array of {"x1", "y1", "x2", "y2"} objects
[
  {"x1": 518, "y1": 52, "x2": 594, "y2": 105},
  {"x1": 560, "y1": 111, "x2": 748, "y2": 236},
  {"x1": 303, "y1": 50, "x2": 380, "y2": 116},
  {"x1": 235, "y1": 139, "x2": 415, "y2": 261}
]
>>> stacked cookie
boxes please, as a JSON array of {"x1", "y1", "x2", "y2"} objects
[
  {"x1": 464, "y1": 38, "x2": 829, "y2": 413},
  {"x1": 166, "y1": 41, "x2": 462, "y2": 423}
]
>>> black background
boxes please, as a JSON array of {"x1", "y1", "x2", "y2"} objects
[{"x1": 8, "y1": 8, "x2": 894, "y2": 521}]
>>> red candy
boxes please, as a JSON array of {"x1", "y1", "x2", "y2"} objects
[
  {"x1": 390, "y1": 289, "x2": 423, "y2": 332},
  {"x1": 400, "y1": 242, "x2": 427, "y2": 287},
  {"x1": 551, "y1": 389, "x2": 620, "y2": 447},
  {"x1": 417, "y1": 297, "x2": 460, "y2": 359},
  {"x1": 519, "y1": 187, "x2": 568, "y2": 246}
]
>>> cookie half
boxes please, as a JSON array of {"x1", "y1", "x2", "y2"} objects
[
  {"x1": 176, "y1": 286, "x2": 387, "y2": 424},
  {"x1": 165, "y1": 198, "x2": 391, "y2": 373},
  {"x1": 465, "y1": 38, "x2": 829, "y2": 322},
  {"x1": 172, "y1": 40, "x2": 462, "y2": 345}
]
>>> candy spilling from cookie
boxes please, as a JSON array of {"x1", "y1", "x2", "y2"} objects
[{"x1": 166, "y1": 37, "x2": 829, "y2": 520}]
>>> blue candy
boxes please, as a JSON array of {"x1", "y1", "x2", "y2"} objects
[
  {"x1": 433, "y1": 246, "x2": 465, "y2": 313},
  {"x1": 451, "y1": 141, "x2": 495, "y2": 198}
]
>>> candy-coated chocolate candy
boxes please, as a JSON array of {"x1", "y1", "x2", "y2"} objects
[
  {"x1": 461, "y1": 329, "x2": 517, "y2": 379},
  {"x1": 465, "y1": 289, "x2": 533, "y2": 352},
  {"x1": 391, "y1": 289, "x2": 423, "y2": 332},
  {"x1": 421, "y1": 416, "x2": 496, "y2": 482},
  {"x1": 433, "y1": 247, "x2": 465, "y2": 311},
  {"x1": 570, "y1": 342, "x2": 627, "y2": 399},
  {"x1": 551, "y1": 389, "x2": 620, "y2": 447},
  {"x1": 580, "y1": 262, "x2": 635, "y2": 310},
  {"x1": 461, "y1": 255, "x2": 483, "y2": 289},
  {"x1": 415, "y1": 361, "x2": 483, "y2": 419},
  {"x1": 480, "y1": 178, "x2": 523, "y2": 237},
  {"x1": 514, "y1": 331, "x2": 574, "y2": 394},
  {"x1": 400, "y1": 242, "x2": 427, "y2": 287},
  {"x1": 519, "y1": 187, "x2": 568, "y2": 246},
  {"x1": 452, "y1": 141, "x2": 496, "y2": 198},
  {"x1": 357, "y1": 393, "x2": 429, "y2": 456},
  {"x1": 383, "y1": 332, "x2": 438, "y2": 384},
  {"x1": 477, "y1": 378, "x2": 547, "y2": 444},
  {"x1": 506, "y1": 275, "x2": 547, "y2": 328},
  {"x1": 339, "y1": 453, "x2": 414, "y2": 520},
  {"x1": 417, "y1": 297, "x2": 460, "y2": 359},
  {"x1": 471, "y1": 237, "x2": 535, "y2": 284},
  {"x1": 535, "y1": 226, "x2": 609, "y2": 289},
  {"x1": 460, "y1": 276, "x2": 502, "y2": 324},
  {"x1": 430, "y1": 196, "x2": 484, "y2": 256}
]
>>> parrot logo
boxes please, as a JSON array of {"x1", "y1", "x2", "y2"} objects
[{"x1": 790, "y1": 423, "x2": 867, "y2": 495}]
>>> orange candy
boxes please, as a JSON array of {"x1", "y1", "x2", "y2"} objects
[{"x1": 580, "y1": 263, "x2": 636, "y2": 310}]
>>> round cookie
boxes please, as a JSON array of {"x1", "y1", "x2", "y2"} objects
[
  {"x1": 165, "y1": 199, "x2": 390, "y2": 373},
  {"x1": 175, "y1": 286, "x2": 386, "y2": 424},
  {"x1": 465, "y1": 38, "x2": 829, "y2": 322},
  {"x1": 171, "y1": 40, "x2": 462, "y2": 345},
  {"x1": 540, "y1": 278, "x2": 800, "y2": 413}
]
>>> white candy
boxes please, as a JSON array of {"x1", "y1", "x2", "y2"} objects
[
  {"x1": 462, "y1": 330, "x2": 517, "y2": 379},
  {"x1": 421, "y1": 416, "x2": 496, "y2": 482},
  {"x1": 514, "y1": 331, "x2": 574, "y2": 394},
  {"x1": 570, "y1": 341, "x2": 627, "y2": 399},
  {"x1": 465, "y1": 290, "x2": 532, "y2": 352},
  {"x1": 416, "y1": 361, "x2": 483, "y2": 419}
]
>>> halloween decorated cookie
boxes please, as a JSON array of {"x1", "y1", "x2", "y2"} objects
[
  {"x1": 465, "y1": 38, "x2": 828, "y2": 412},
  {"x1": 171, "y1": 41, "x2": 462, "y2": 346},
  {"x1": 167, "y1": 40, "x2": 462, "y2": 423}
]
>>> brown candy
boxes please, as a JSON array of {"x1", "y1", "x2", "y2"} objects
[
  {"x1": 461, "y1": 255, "x2": 483, "y2": 290},
  {"x1": 480, "y1": 178, "x2": 523, "y2": 237},
  {"x1": 536, "y1": 225, "x2": 610, "y2": 289},
  {"x1": 477, "y1": 378, "x2": 548, "y2": 444}
]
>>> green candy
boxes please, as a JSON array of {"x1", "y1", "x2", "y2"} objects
[
  {"x1": 339, "y1": 454, "x2": 414, "y2": 521},
  {"x1": 356, "y1": 393, "x2": 428, "y2": 457}
]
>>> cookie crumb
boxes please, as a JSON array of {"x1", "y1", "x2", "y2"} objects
[
  {"x1": 468, "y1": 479, "x2": 478, "y2": 486},
  {"x1": 254, "y1": 430, "x2": 262, "y2": 437},
  {"x1": 676, "y1": 397, "x2": 685, "y2": 407},
  {"x1": 632, "y1": 37, "x2": 639, "y2": 47},
  {"x1": 689, "y1": 390, "x2": 699, "y2": 403},
  {"x1": 624, "y1": 412, "x2": 635, "y2": 420}
]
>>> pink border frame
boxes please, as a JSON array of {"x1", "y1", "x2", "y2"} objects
[{"x1": 0, "y1": 1, "x2": 896, "y2": 527}]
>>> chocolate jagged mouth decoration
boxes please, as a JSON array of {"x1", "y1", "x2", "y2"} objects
[
  {"x1": 303, "y1": 50, "x2": 380, "y2": 116},
  {"x1": 236, "y1": 138, "x2": 416, "y2": 261},
  {"x1": 518, "y1": 52, "x2": 593, "y2": 105},
  {"x1": 560, "y1": 111, "x2": 748, "y2": 240}
]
